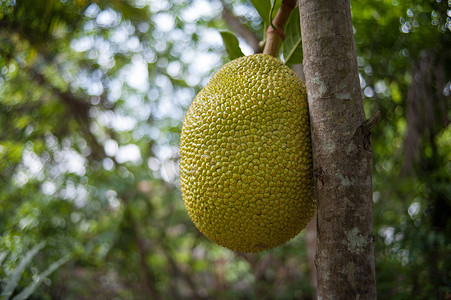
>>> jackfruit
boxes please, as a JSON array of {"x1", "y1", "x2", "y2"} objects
[{"x1": 180, "y1": 54, "x2": 315, "y2": 253}]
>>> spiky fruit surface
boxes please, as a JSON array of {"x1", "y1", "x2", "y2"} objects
[{"x1": 180, "y1": 54, "x2": 315, "y2": 253}]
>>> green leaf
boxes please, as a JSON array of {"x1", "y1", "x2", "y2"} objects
[
  {"x1": 1, "y1": 242, "x2": 45, "y2": 300},
  {"x1": 249, "y1": 0, "x2": 280, "y2": 30},
  {"x1": 0, "y1": 251, "x2": 8, "y2": 267},
  {"x1": 219, "y1": 31, "x2": 244, "y2": 60},
  {"x1": 11, "y1": 255, "x2": 71, "y2": 300},
  {"x1": 249, "y1": 0, "x2": 271, "y2": 23},
  {"x1": 281, "y1": 8, "x2": 303, "y2": 65},
  {"x1": 269, "y1": 0, "x2": 278, "y2": 28}
]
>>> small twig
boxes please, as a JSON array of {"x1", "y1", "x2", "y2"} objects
[
  {"x1": 263, "y1": 0, "x2": 298, "y2": 57},
  {"x1": 362, "y1": 111, "x2": 381, "y2": 149},
  {"x1": 363, "y1": 111, "x2": 381, "y2": 132}
]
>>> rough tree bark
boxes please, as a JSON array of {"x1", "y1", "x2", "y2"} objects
[{"x1": 299, "y1": 0, "x2": 377, "y2": 298}]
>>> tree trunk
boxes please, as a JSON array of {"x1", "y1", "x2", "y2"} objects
[{"x1": 298, "y1": 0, "x2": 377, "y2": 298}]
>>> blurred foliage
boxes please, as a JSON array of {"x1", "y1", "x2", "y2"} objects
[
  {"x1": 0, "y1": 0, "x2": 450, "y2": 299},
  {"x1": 352, "y1": 0, "x2": 451, "y2": 298}
]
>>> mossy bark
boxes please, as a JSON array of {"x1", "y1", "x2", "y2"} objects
[{"x1": 298, "y1": 0, "x2": 377, "y2": 298}]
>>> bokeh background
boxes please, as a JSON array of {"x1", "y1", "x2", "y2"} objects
[{"x1": 0, "y1": 0, "x2": 450, "y2": 299}]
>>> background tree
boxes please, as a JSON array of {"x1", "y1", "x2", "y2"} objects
[
  {"x1": 0, "y1": 0, "x2": 450, "y2": 299},
  {"x1": 352, "y1": 0, "x2": 451, "y2": 297}
]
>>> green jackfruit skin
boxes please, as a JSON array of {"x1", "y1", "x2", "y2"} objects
[{"x1": 180, "y1": 54, "x2": 315, "y2": 253}]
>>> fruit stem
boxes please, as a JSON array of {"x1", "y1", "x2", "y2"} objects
[{"x1": 263, "y1": 0, "x2": 297, "y2": 57}]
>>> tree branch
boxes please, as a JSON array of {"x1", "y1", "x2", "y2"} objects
[
  {"x1": 220, "y1": 1, "x2": 261, "y2": 53},
  {"x1": 159, "y1": 236, "x2": 207, "y2": 300},
  {"x1": 263, "y1": 0, "x2": 297, "y2": 57},
  {"x1": 121, "y1": 193, "x2": 161, "y2": 300},
  {"x1": 28, "y1": 67, "x2": 110, "y2": 161}
]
